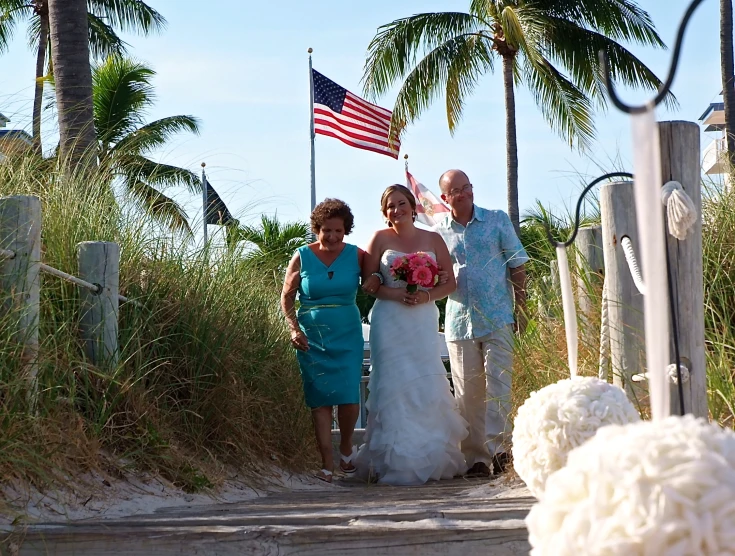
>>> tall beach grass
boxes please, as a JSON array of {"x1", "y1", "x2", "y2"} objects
[{"x1": 0, "y1": 154, "x2": 314, "y2": 497}]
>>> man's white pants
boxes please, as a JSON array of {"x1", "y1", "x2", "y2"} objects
[{"x1": 447, "y1": 325, "x2": 513, "y2": 467}]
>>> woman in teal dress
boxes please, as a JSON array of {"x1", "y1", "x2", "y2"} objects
[{"x1": 281, "y1": 199, "x2": 374, "y2": 483}]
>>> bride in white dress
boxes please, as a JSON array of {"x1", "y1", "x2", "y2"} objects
[{"x1": 356, "y1": 185, "x2": 467, "y2": 485}]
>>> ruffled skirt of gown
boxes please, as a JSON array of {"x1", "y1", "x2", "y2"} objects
[{"x1": 355, "y1": 299, "x2": 468, "y2": 485}]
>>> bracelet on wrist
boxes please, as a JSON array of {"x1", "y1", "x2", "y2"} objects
[{"x1": 371, "y1": 272, "x2": 384, "y2": 285}]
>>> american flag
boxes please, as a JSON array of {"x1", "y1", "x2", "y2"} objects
[
  {"x1": 406, "y1": 170, "x2": 450, "y2": 227},
  {"x1": 312, "y1": 69, "x2": 400, "y2": 159}
]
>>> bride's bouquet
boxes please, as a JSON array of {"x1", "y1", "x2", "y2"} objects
[{"x1": 389, "y1": 252, "x2": 439, "y2": 293}]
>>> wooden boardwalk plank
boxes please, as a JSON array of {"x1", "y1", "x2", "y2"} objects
[{"x1": 3, "y1": 478, "x2": 534, "y2": 555}]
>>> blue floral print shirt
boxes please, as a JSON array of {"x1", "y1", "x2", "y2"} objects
[{"x1": 434, "y1": 205, "x2": 529, "y2": 341}]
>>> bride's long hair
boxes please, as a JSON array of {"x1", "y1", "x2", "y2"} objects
[{"x1": 380, "y1": 185, "x2": 418, "y2": 228}]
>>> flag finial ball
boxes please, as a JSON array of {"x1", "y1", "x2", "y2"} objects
[
  {"x1": 201, "y1": 162, "x2": 206, "y2": 168},
  {"x1": 404, "y1": 154, "x2": 408, "y2": 160},
  {"x1": 308, "y1": 47, "x2": 313, "y2": 54}
]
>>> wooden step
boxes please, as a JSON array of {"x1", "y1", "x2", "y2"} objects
[{"x1": 3, "y1": 479, "x2": 533, "y2": 555}]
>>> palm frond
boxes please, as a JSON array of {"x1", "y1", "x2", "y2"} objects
[
  {"x1": 112, "y1": 115, "x2": 200, "y2": 156},
  {"x1": 239, "y1": 215, "x2": 309, "y2": 249},
  {"x1": 468, "y1": 0, "x2": 500, "y2": 22},
  {"x1": 535, "y1": 0, "x2": 665, "y2": 48},
  {"x1": 87, "y1": 0, "x2": 166, "y2": 35},
  {"x1": 523, "y1": 55, "x2": 595, "y2": 151},
  {"x1": 24, "y1": 10, "x2": 42, "y2": 51},
  {"x1": 126, "y1": 177, "x2": 191, "y2": 233},
  {"x1": 362, "y1": 12, "x2": 485, "y2": 99},
  {"x1": 389, "y1": 32, "x2": 494, "y2": 137},
  {"x1": 238, "y1": 215, "x2": 310, "y2": 270},
  {"x1": 87, "y1": 12, "x2": 127, "y2": 59},
  {"x1": 444, "y1": 34, "x2": 495, "y2": 131},
  {"x1": 498, "y1": 4, "x2": 548, "y2": 67},
  {"x1": 92, "y1": 55, "x2": 155, "y2": 147},
  {"x1": 0, "y1": 0, "x2": 32, "y2": 53},
  {"x1": 117, "y1": 154, "x2": 200, "y2": 195},
  {"x1": 542, "y1": 20, "x2": 677, "y2": 109}
]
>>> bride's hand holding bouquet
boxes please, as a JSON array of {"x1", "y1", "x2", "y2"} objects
[{"x1": 390, "y1": 252, "x2": 439, "y2": 306}]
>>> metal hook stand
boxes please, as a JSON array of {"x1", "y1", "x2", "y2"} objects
[
  {"x1": 591, "y1": 0, "x2": 708, "y2": 415},
  {"x1": 598, "y1": 0, "x2": 707, "y2": 114},
  {"x1": 542, "y1": 171, "x2": 633, "y2": 248}
]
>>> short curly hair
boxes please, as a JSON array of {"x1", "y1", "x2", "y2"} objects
[{"x1": 310, "y1": 198, "x2": 355, "y2": 235}]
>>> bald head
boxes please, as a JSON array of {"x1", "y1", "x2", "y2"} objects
[
  {"x1": 438, "y1": 169, "x2": 474, "y2": 220},
  {"x1": 439, "y1": 169, "x2": 470, "y2": 194}
]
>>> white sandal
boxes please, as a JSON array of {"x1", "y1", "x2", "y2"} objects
[
  {"x1": 315, "y1": 468, "x2": 333, "y2": 483},
  {"x1": 339, "y1": 446, "x2": 358, "y2": 475}
]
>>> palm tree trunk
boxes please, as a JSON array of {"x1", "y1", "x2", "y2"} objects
[
  {"x1": 31, "y1": 9, "x2": 49, "y2": 155},
  {"x1": 48, "y1": 0, "x2": 97, "y2": 167},
  {"x1": 502, "y1": 54, "x2": 520, "y2": 236},
  {"x1": 721, "y1": 0, "x2": 735, "y2": 171}
]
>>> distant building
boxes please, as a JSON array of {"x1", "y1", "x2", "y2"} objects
[
  {"x1": 0, "y1": 112, "x2": 33, "y2": 162},
  {"x1": 699, "y1": 99, "x2": 731, "y2": 187}
]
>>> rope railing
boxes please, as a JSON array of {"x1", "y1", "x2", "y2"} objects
[
  {"x1": 2, "y1": 246, "x2": 141, "y2": 307},
  {"x1": 40, "y1": 262, "x2": 99, "y2": 293},
  {"x1": 598, "y1": 276, "x2": 610, "y2": 380},
  {"x1": 39, "y1": 263, "x2": 141, "y2": 307},
  {"x1": 620, "y1": 236, "x2": 646, "y2": 295}
]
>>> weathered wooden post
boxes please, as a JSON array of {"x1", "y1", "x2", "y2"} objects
[
  {"x1": 77, "y1": 241, "x2": 120, "y2": 367},
  {"x1": 600, "y1": 182, "x2": 645, "y2": 400},
  {"x1": 575, "y1": 225, "x2": 604, "y2": 339},
  {"x1": 0, "y1": 195, "x2": 41, "y2": 396},
  {"x1": 658, "y1": 121, "x2": 707, "y2": 418}
]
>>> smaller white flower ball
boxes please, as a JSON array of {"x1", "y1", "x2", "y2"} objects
[
  {"x1": 513, "y1": 376, "x2": 639, "y2": 498},
  {"x1": 526, "y1": 415, "x2": 735, "y2": 556}
]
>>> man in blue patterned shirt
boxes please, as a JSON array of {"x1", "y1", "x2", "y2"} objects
[{"x1": 434, "y1": 169, "x2": 528, "y2": 477}]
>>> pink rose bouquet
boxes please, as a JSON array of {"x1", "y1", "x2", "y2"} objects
[{"x1": 389, "y1": 252, "x2": 439, "y2": 293}]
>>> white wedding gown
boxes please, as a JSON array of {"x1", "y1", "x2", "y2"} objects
[{"x1": 355, "y1": 250, "x2": 468, "y2": 485}]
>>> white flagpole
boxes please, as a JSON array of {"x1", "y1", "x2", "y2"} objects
[
  {"x1": 308, "y1": 48, "x2": 316, "y2": 212},
  {"x1": 201, "y1": 162, "x2": 208, "y2": 245},
  {"x1": 404, "y1": 153, "x2": 409, "y2": 186}
]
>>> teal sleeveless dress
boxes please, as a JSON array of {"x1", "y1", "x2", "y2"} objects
[{"x1": 296, "y1": 244, "x2": 363, "y2": 408}]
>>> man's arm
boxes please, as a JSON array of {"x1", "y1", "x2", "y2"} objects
[{"x1": 510, "y1": 264, "x2": 527, "y2": 334}]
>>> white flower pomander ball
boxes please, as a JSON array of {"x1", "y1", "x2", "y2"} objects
[
  {"x1": 513, "y1": 376, "x2": 639, "y2": 498},
  {"x1": 526, "y1": 415, "x2": 735, "y2": 556}
]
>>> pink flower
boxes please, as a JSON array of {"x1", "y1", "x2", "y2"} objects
[{"x1": 411, "y1": 266, "x2": 434, "y2": 287}]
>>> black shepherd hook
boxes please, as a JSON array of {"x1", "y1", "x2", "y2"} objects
[
  {"x1": 543, "y1": 171, "x2": 633, "y2": 248},
  {"x1": 598, "y1": 0, "x2": 707, "y2": 114}
]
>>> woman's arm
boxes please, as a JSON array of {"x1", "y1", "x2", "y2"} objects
[
  {"x1": 420, "y1": 232, "x2": 456, "y2": 302},
  {"x1": 361, "y1": 233, "x2": 382, "y2": 281},
  {"x1": 280, "y1": 252, "x2": 308, "y2": 351},
  {"x1": 361, "y1": 233, "x2": 399, "y2": 300},
  {"x1": 358, "y1": 247, "x2": 381, "y2": 294}
]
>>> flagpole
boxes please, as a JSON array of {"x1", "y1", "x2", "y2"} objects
[
  {"x1": 308, "y1": 47, "x2": 316, "y2": 212},
  {"x1": 404, "y1": 154, "x2": 409, "y2": 186},
  {"x1": 201, "y1": 162, "x2": 208, "y2": 245}
]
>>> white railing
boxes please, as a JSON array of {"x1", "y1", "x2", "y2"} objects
[{"x1": 702, "y1": 136, "x2": 727, "y2": 175}]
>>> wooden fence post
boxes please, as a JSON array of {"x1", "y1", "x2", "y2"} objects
[
  {"x1": 658, "y1": 121, "x2": 707, "y2": 418},
  {"x1": 77, "y1": 241, "x2": 120, "y2": 367},
  {"x1": 575, "y1": 225, "x2": 604, "y2": 339},
  {"x1": 0, "y1": 195, "x2": 41, "y2": 396},
  {"x1": 600, "y1": 182, "x2": 645, "y2": 400}
]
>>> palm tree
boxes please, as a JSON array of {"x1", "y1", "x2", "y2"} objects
[
  {"x1": 0, "y1": 0, "x2": 164, "y2": 153},
  {"x1": 48, "y1": 0, "x2": 97, "y2": 166},
  {"x1": 721, "y1": 0, "x2": 735, "y2": 170},
  {"x1": 363, "y1": 0, "x2": 672, "y2": 234},
  {"x1": 237, "y1": 215, "x2": 310, "y2": 272},
  {"x1": 91, "y1": 55, "x2": 200, "y2": 231}
]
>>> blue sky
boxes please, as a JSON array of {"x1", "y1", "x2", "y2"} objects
[{"x1": 0, "y1": 0, "x2": 723, "y2": 249}]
